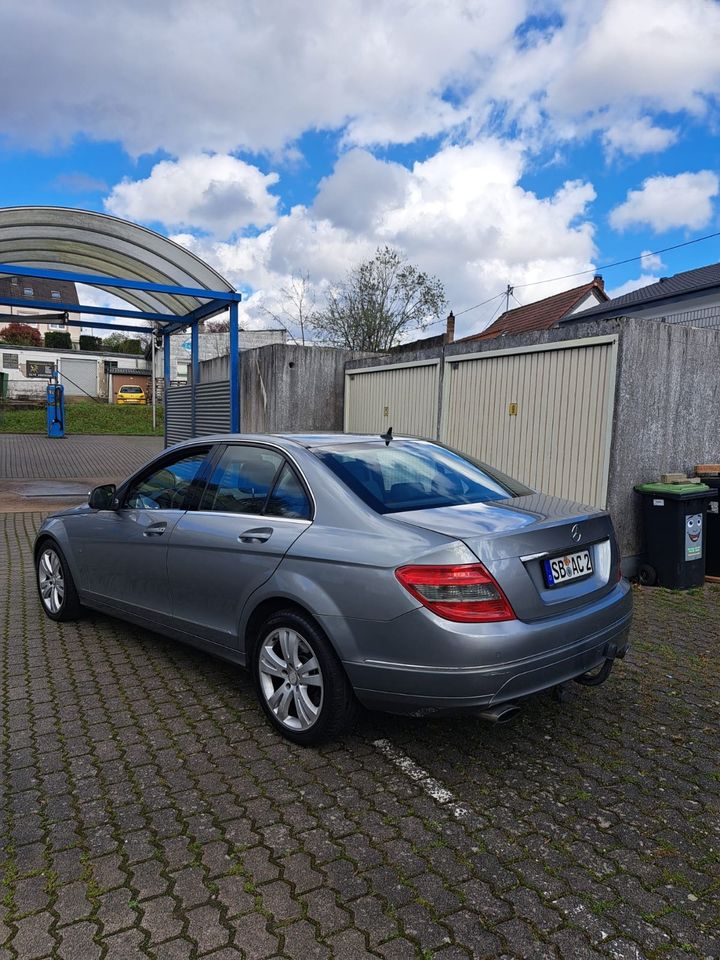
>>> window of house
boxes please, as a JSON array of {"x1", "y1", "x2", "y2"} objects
[
  {"x1": 23, "y1": 287, "x2": 33, "y2": 297},
  {"x1": 2, "y1": 353, "x2": 19, "y2": 370},
  {"x1": 10, "y1": 277, "x2": 17, "y2": 286},
  {"x1": 51, "y1": 290, "x2": 62, "y2": 299}
]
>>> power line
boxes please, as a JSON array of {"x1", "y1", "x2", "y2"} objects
[
  {"x1": 455, "y1": 291, "x2": 507, "y2": 318},
  {"x1": 454, "y1": 228, "x2": 720, "y2": 317},
  {"x1": 513, "y1": 230, "x2": 720, "y2": 290}
]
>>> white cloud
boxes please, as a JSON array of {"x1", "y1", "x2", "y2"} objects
[
  {"x1": 105, "y1": 155, "x2": 279, "y2": 237},
  {"x1": 2, "y1": 0, "x2": 718, "y2": 158},
  {"x1": 609, "y1": 171, "x2": 719, "y2": 232},
  {"x1": 0, "y1": 0, "x2": 526, "y2": 156},
  {"x1": 479, "y1": 0, "x2": 720, "y2": 157},
  {"x1": 602, "y1": 118, "x2": 678, "y2": 159},
  {"x1": 607, "y1": 274, "x2": 661, "y2": 298},
  {"x1": 171, "y1": 140, "x2": 599, "y2": 338},
  {"x1": 638, "y1": 250, "x2": 665, "y2": 272}
]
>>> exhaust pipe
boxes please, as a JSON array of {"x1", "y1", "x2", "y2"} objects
[{"x1": 478, "y1": 702, "x2": 521, "y2": 724}]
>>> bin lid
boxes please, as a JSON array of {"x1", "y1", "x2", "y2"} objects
[{"x1": 634, "y1": 481, "x2": 712, "y2": 497}]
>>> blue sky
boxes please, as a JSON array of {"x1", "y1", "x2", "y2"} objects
[{"x1": 2, "y1": 0, "x2": 720, "y2": 338}]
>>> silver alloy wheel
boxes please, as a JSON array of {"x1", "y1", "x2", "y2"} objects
[
  {"x1": 258, "y1": 627, "x2": 324, "y2": 731},
  {"x1": 38, "y1": 547, "x2": 65, "y2": 615}
]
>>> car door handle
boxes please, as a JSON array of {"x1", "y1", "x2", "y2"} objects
[
  {"x1": 143, "y1": 522, "x2": 168, "y2": 537},
  {"x1": 239, "y1": 526, "x2": 273, "y2": 544}
]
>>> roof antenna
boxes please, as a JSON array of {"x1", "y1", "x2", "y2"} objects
[{"x1": 380, "y1": 426, "x2": 393, "y2": 446}]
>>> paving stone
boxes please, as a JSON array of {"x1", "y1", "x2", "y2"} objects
[
  {"x1": 2, "y1": 512, "x2": 719, "y2": 960},
  {"x1": 10, "y1": 912, "x2": 54, "y2": 960},
  {"x1": 58, "y1": 921, "x2": 102, "y2": 960}
]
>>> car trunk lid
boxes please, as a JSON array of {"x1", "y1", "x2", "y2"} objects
[{"x1": 387, "y1": 493, "x2": 619, "y2": 622}]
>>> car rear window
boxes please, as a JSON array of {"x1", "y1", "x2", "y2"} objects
[
  {"x1": 121, "y1": 386, "x2": 143, "y2": 393},
  {"x1": 314, "y1": 440, "x2": 531, "y2": 514}
]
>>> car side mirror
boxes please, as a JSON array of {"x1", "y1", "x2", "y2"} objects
[{"x1": 88, "y1": 484, "x2": 118, "y2": 510}]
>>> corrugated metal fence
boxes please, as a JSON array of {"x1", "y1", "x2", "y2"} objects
[
  {"x1": 195, "y1": 381, "x2": 232, "y2": 436},
  {"x1": 165, "y1": 385, "x2": 193, "y2": 445},
  {"x1": 345, "y1": 336, "x2": 618, "y2": 506}
]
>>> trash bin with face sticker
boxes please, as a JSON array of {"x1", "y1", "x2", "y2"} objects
[{"x1": 634, "y1": 482, "x2": 714, "y2": 588}]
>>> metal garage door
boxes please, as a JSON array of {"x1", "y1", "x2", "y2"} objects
[
  {"x1": 344, "y1": 359, "x2": 440, "y2": 438},
  {"x1": 59, "y1": 358, "x2": 98, "y2": 397},
  {"x1": 441, "y1": 336, "x2": 618, "y2": 506}
]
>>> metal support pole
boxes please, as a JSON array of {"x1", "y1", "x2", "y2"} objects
[
  {"x1": 164, "y1": 332, "x2": 171, "y2": 447},
  {"x1": 191, "y1": 320, "x2": 199, "y2": 437},
  {"x1": 229, "y1": 302, "x2": 239, "y2": 432},
  {"x1": 151, "y1": 331, "x2": 157, "y2": 432}
]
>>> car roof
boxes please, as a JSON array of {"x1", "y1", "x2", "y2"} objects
[{"x1": 169, "y1": 432, "x2": 424, "y2": 452}]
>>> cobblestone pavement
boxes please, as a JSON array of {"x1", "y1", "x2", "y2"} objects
[
  {"x1": 2, "y1": 512, "x2": 718, "y2": 960},
  {"x1": 0, "y1": 435, "x2": 163, "y2": 481}
]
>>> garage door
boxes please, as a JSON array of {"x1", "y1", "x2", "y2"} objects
[
  {"x1": 441, "y1": 337, "x2": 618, "y2": 507},
  {"x1": 59, "y1": 358, "x2": 98, "y2": 397},
  {"x1": 344, "y1": 359, "x2": 440, "y2": 438}
]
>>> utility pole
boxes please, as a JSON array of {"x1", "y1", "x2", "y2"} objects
[{"x1": 505, "y1": 284, "x2": 514, "y2": 312}]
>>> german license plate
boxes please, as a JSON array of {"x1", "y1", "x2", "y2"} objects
[{"x1": 543, "y1": 549, "x2": 593, "y2": 587}]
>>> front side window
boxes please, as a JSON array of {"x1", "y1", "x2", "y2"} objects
[
  {"x1": 125, "y1": 450, "x2": 209, "y2": 510},
  {"x1": 314, "y1": 440, "x2": 530, "y2": 514}
]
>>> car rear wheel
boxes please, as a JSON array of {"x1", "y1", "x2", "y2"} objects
[
  {"x1": 253, "y1": 610, "x2": 358, "y2": 745},
  {"x1": 36, "y1": 541, "x2": 83, "y2": 622}
]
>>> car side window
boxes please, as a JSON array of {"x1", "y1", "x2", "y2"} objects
[
  {"x1": 265, "y1": 463, "x2": 311, "y2": 520},
  {"x1": 125, "y1": 451, "x2": 209, "y2": 511},
  {"x1": 201, "y1": 446, "x2": 283, "y2": 515}
]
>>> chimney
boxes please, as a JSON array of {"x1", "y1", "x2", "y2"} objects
[
  {"x1": 445, "y1": 310, "x2": 455, "y2": 344},
  {"x1": 593, "y1": 274, "x2": 604, "y2": 291}
]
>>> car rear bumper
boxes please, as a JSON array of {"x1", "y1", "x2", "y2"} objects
[{"x1": 337, "y1": 580, "x2": 633, "y2": 715}]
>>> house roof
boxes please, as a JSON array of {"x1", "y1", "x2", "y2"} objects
[
  {"x1": 0, "y1": 275, "x2": 79, "y2": 306},
  {"x1": 459, "y1": 277, "x2": 607, "y2": 341},
  {"x1": 570, "y1": 261, "x2": 720, "y2": 323}
]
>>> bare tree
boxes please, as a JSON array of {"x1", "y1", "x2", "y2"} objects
[
  {"x1": 309, "y1": 246, "x2": 446, "y2": 351},
  {"x1": 261, "y1": 272, "x2": 315, "y2": 345}
]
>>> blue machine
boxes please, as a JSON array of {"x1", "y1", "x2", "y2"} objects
[{"x1": 46, "y1": 374, "x2": 65, "y2": 438}]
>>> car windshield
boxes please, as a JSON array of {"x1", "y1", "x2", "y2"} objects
[{"x1": 314, "y1": 440, "x2": 531, "y2": 514}]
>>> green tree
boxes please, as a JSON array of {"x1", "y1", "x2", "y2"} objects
[
  {"x1": 309, "y1": 247, "x2": 446, "y2": 351},
  {"x1": 102, "y1": 333, "x2": 144, "y2": 354},
  {"x1": 44, "y1": 331, "x2": 72, "y2": 349}
]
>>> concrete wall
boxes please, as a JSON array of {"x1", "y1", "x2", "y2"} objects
[
  {"x1": 607, "y1": 317, "x2": 720, "y2": 563},
  {"x1": 198, "y1": 344, "x2": 372, "y2": 433}
]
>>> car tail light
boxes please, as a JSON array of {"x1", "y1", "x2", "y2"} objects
[{"x1": 395, "y1": 563, "x2": 516, "y2": 623}]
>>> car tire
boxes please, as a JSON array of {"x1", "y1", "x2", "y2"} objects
[
  {"x1": 638, "y1": 563, "x2": 657, "y2": 587},
  {"x1": 36, "y1": 540, "x2": 83, "y2": 622},
  {"x1": 252, "y1": 609, "x2": 359, "y2": 745}
]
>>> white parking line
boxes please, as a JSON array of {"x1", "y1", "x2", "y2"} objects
[{"x1": 373, "y1": 738, "x2": 469, "y2": 819}]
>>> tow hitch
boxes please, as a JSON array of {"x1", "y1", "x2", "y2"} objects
[{"x1": 574, "y1": 641, "x2": 624, "y2": 687}]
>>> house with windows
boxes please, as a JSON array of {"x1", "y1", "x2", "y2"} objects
[
  {"x1": 570, "y1": 261, "x2": 720, "y2": 329},
  {"x1": 0, "y1": 276, "x2": 81, "y2": 345},
  {"x1": 460, "y1": 276, "x2": 608, "y2": 341}
]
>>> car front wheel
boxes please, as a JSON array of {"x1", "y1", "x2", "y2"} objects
[
  {"x1": 253, "y1": 610, "x2": 358, "y2": 745},
  {"x1": 36, "y1": 541, "x2": 82, "y2": 622}
]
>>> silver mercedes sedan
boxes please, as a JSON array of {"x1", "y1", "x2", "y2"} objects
[{"x1": 34, "y1": 433, "x2": 632, "y2": 744}]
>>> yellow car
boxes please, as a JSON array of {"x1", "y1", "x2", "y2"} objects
[{"x1": 117, "y1": 385, "x2": 147, "y2": 405}]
